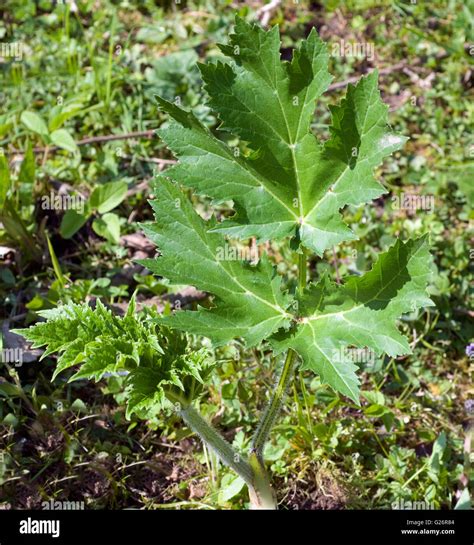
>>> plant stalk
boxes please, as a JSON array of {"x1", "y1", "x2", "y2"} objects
[
  {"x1": 251, "y1": 349, "x2": 296, "y2": 458},
  {"x1": 247, "y1": 349, "x2": 296, "y2": 509},
  {"x1": 177, "y1": 402, "x2": 254, "y2": 485},
  {"x1": 246, "y1": 249, "x2": 308, "y2": 509},
  {"x1": 167, "y1": 250, "x2": 309, "y2": 510},
  {"x1": 298, "y1": 248, "x2": 307, "y2": 293},
  {"x1": 248, "y1": 451, "x2": 278, "y2": 509}
]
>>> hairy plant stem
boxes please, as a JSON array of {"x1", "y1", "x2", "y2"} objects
[
  {"x1": 298, "y1": 248, "x2": 307, "y2": 293},
  {"x1": 165, "y1": 251, "x2": 309, "y2": 510},
  {"x1": 252, "y1": 250, "x2": 308, "y2": 457},
  {"x1": 246, "y1": 249, "x2": 308, "y2": 509},
  {"x1": 248, "y1": 451, "x2": 278, "y2": 509},
  {"x1": 247, "y1": 349, "x2": 296, "y2": 509},
  {"x1": 175, "y1": 400, "x2": 254, "y2": 485},
  {"x1": 251, "y1": 349, "x2": 296, "y2": 458}
]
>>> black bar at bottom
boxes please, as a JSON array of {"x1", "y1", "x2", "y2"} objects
[{"x1": 0, "y1": 509, "x2": 471, "y2": 545}]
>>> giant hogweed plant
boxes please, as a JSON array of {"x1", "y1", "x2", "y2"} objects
[{"x1": 16, "y1": 19, "x2": 434, "y2": 509}]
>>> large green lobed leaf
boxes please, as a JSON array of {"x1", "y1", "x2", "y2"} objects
[
  {"x1": 156, "y1": 17, "x2": 406, "y2": 255},
  {"x1": 271, "y1": 236, "x2": 434, "y2": 401},
  {"x1": 141, "y1": 17, "x2": 433, "y2": 402},
  {"x1": 139, "y1": 178, "x2": 292, "y2": 346}
]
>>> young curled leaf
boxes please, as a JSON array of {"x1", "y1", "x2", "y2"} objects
[{"x1": 13, "y1": 298, "x2": 215, "y2": 418}]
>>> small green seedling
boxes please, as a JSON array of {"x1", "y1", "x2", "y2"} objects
[{"x1": 16, "y1": 18, "x2": 434, "y2": 509}]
